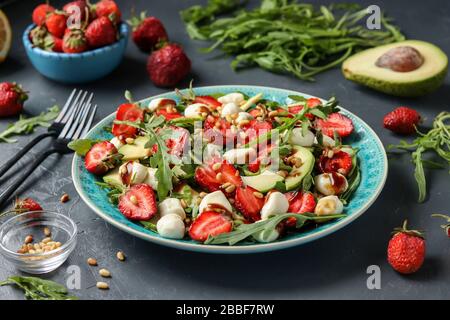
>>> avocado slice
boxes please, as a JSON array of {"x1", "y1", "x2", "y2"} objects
[
  {"x1": 242, "y1": 170, "x2": 284, "y2": 193},
  {"x1": 103, "y1": 167, "x2": 124, "y2": 189},
  {"x1": 285, "y1": 146, "x2": 314, "y2": 191},
  {"x1": 118, "y1": 136, "x2": 151, "y2": 161},
  {"x1": 342, "y1": 40, "x2": 448, "y2": 97}
]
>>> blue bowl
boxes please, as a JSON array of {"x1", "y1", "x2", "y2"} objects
[{"x1": 23, "y1": 23, "x2": 129, "y2": 84}]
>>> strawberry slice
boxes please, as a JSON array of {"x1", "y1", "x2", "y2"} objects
[
  {"x1": 14, "y1": 198, "x2": 43, "y2": 212},
  {"x1": 307, "y1": 97, "x2": 322, "y2": 108},
  {"x1": 318, "y1": 150, "x2": 353, "y2": 176},
  {"x1": 195, "y1": 165, "x2": 222, "y2": 192},
  {"x1": 164, "y1": 126, "x2": 190, "y2": 157},
  {"x1": 118, "y1": 184, "x2": 157, "y2": 221},
  {"x1": 112, "y1": 103, "x2": 144, "y2": 138},
  {"x1": 285, "y1": 191, "x2": 316, "y2": 227},
  {"x1": 218, "y1": 161, "x2": 242, "y2": 187},
  {"x1": 189, "y1": 211, "x2": 232, "y2": 242},
  {"x1": 288, "y1": 98, "x2": 321, "y2": 119},
  {"x1": 194, "y1": 96, "x2": 221, "y2": 110},
  {"x1": 241, "y1": 119, "x2": 272, "y2": 143},
  {"x1": 235, "y1": 186, "x2": 264, "y2": 222},
  {"x1": 315, "y1": 113, "x2": 354, "y2": 138},
  {"x1": 204, "y1": 115, "x2": 234, "y2": 145},
  {"x1": 156, "y1": 108, "x2": 182, "y2": 120},
  {"x1": 85, "y1": 141, "x2": 119, "y2": 175}
]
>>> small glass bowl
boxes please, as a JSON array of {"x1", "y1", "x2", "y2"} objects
[{"x1": 0, "y1": 211, "x2": 77, "y2": 274}]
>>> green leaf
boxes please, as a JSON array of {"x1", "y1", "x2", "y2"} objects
[
  {"x1": 0, "y1": 276, "x2": 77, "y2": 300},
  {"x1": 67, "y1": 139, "x2": 98, "y2": 156}
]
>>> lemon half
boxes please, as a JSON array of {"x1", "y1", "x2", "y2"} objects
[{"x1": 0, "y1": 9, "x2": 12, "y2": 63}]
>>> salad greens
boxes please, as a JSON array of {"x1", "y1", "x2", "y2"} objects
[
  {"x1": 68, "y1": 138, "x2": 100, "y2": 156},
  {"x1": 388, "y1": 112, "x2": 450, "y2": 203},
  {"x1": 180, "y1": 0, "x2": 405, "y2": 80},
  {"x1": 0, "y1": 276, "x2": 77, "y2": 300},
  {"x1": 0, "y1": 105, "x2": 60, "y2": 143}
]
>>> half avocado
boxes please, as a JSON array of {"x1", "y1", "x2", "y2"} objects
[{"x1": 342, "y1": 40, "x2": 448, "y2": 97}]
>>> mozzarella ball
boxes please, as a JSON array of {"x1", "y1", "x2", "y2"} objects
[
  {"x1": 143, "y1": 168, "x2": 158, "y2": 190},
  {"x1": 223, "y1": 148, "x2": 256, "y2": 164},
  {"x1": 260, "y1": 192, "x2": 289, "y2": 220},
  {"x1": 119, "y1": 161, "x2": 148, "y2": 185},
  {"x1": 199, "y1": 191, "x2": 232, "y2": 214},
  {"x1": 314, "y1": 135, "x2": 336, "y2": 147},
  {"x1": 110, "y1": 137, "x2": 124, "y2": 149},
  {"x1": 315, "y1": 196, "x2": 344, "y2": 216},
  {"x1": 218, "y1": 93, "x2": 245, "y2": 105},
  {"x1": 156, "y1": 214, "x2": 185, "y2": 239},
  {"x1": 289, "y1": 128, "x2": 315, "y2": 147},
  {"x1": 158, "y1": 198, "x2": 186, "y2": 220},
  {"x1": 221, "y1": 102, "x2": 242, "y2": 117},
  {"x1": 314, "y1": 173, "x2": 348, "y2": 196},
  {"x1": 184, "y1": 103, "x2": 209, "y2": 118},
  {"x1": 253, "y1": 228, "x2": 280, "y2": 243},
  {"x1": 235, "y1": 112, "x2": 253, "y2": 123}
]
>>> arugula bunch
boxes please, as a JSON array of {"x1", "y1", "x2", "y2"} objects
[
  {"x1": 0, "y1": 276, "x2": 77, "y2": 300},
  {"x1": 180, "y1": 0, "x2": 404, "y2": 81},
  {"x1": 388, "y1": 112, "x2": 450, "y2": 202},
  {"x1": 0, "y1": 105, "x2": 60, "y2": 143}
]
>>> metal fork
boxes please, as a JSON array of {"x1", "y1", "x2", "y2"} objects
[
  {"x1": 0, "y1": 95, "x2": 97, "y2": 207},
  {"x1": 0, "y1": 89, "x2": 94, "y2": 179}
]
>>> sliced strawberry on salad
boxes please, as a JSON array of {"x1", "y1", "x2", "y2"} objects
[
  {"x1": 189, "y1": 210, "x2": 232, "y2": 242},
  {"x1": 193, "y1": 96, "x2": 221, "y2": 110},
  {"x1": 285, "y1": 191, "x2": 316, "y2": 227},
  {"x1": 112, "y1": 103, "x2": 144, "y2": 138},
  {"x1": 118, "y1": 184, "x2": 157, "y2": 221},
  {"x1": 315, "y1": 112, "x2": 354, "y2": 138},
  {"x1": 235, "y1": 186, "x2": 264, "y2": 222},
  {"x1": 318, "y1": 150, "x2": 353, "y2": 176},
  {"x1": 85, "y1": 141, "x2": 120, "y2": 175}
]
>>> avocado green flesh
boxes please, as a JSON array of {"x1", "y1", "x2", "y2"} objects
[
  {"x1": 118, "y1": 136, "x2": 150, "y2": 161},
  {"x1": 103, "y1": 167, "x2": 124, "y2": 189},
  {"x1": 342, "y1": 40, "x2": 448, "y2": 97},
  {"x1": 242, "y1": 171, "x2": 284, "y2": 193},
  {"x1": 285, "y1": 146, "x2": 315, "y2": 191}
]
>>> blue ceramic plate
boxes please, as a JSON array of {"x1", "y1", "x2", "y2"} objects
[{"x1": 72, "y1": 86, "x2": 388, "y2": 254}]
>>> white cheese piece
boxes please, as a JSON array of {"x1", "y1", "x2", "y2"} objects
[
  {"x1": 156, "y1": 214, "x2": 185, "y2": 239},
  {"x1": 220, "y1": 102, "x2": 242, "y2": 117},
  {"x1": 260, "y1": 192, "x2": 289, "y2": 220},
  {"x1": 198, "y1": 191, "x2": 232, "y2": 214},
  {"x1": 143, "y1": 167, "x2": 158, "y2": 190},
  {"x1": 223, "y1": 148, "x2": 256, "y2": 164},
  {"x1": 235, "y1": 112, "x2": 254, "y2": 123},
  {"x1": 184, "y1": 103, "x2": 208, "y2": 118},
  {"x1": 289, "y1": 128, "x2": 315, "y2": 147},
  {"x1": 110, "y1": 137, "x2": 124, "y2": 149},
  {"x1": 218, "y1": 93, "x2": 245, "y2": 105},
  {"x1": 315, "y1": 195, "x2": 344, "y2": 216},
  {"x1": 119, "y1": 161, "x2": 148, "y2": 185},
  {"x1": 314, "y1": 173, "x2": 348, "y2": 196},
  {"x1": 148, "y1": 98, "x2": 164, "y2": 112},
  {"x1": 158, "y1": 198, "x2": 186, "y2": 220}
]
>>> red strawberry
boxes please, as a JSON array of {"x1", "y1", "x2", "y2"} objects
[
  {"x1": 241, "y1": 119, "x2": 272, "y2": 143},
  {"x1": 318, "y1": 150, "x2": 353, "y2": 176},
  {"x1": 203, "y1": 115, "x2": 233, "y2": 145},
  {"x1": 155, "y1": 108, "x2": 182, "y2": 120},
  {"x1": 128, "y1": 12, "x2": 168, "y2": 52},
  {"x1": 307, "y1": 97, "x2": 322, "y2": 108},
  {"x1": 0, "y1": 82, "x2": 28, "y2": 117},
  {"x1": 147, "y1": 43, "x2": 191, "y2": 87},
  {"x1": 195, "y1": 160, "x2": 241, "y2": 192},
  {"x1": 285, "y1": 191, "x2": 316, "y2": 227},
  {"x1": 235, "y1": 186, "x2": 264, "y2": 222},
  {"x1": 118, "y1": 184, "x2": 157, "y2": 221},
  {"x1": 111, "y1": 102, "x2": 144, "y2": 138},
  {"x1": 44, "y1": 35, "x2": 63, "y2": 52},
  {"x1": 194, "y1": 165, "x2": 222, "y2": 192},
  {"x1": 32, "y1": 3, "x2": 55, "y2": 26},
  {"x1": 315, "y1": 113, "x2": 354, "y2": 138},
  {"x1": 95, "y1": 0, "x2": 121, "y2": 23},
  {"x1": 383, "y1": 107, "x2": 420, "y2": 135},
  {"x1": 85, "y1": 16, "x2": 117, "y2": 48},
  {"x1": 189, "y1": 211, "x2": 232, "y2": 242},
  {"x1": 63, "y1": 0, "x2": 88, "y2": 22},
  {"x1": 194, "y1": 96, "x2": 221, "y2": 110},
  {"x1": 247, "y1": 162, "x2": 260, "y2": 173},
  {"x1": 387, "y1": 220, "x2": 425, "y2": 274},
  {"x1": 62, "y1": 29, "x2": 88, "y2": 53},
  {"x1": 46, "y1": 11, "x2": 67, "y2": 38},
  {"x1": 84, "y1": 141, "x2": 119, "y2": 175},
  {"x1": 218, "y1": 161, "x2": 242, "y2": 187},
  {"x1": 14, "y1": 198, "x2": 43, "y2": 213},
  {"x1": 164, "y1": 126, "x2": 190, "y2": 157}
]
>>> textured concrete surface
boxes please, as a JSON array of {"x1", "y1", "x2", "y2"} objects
[{"x1": 0, "y1": 0, "x2": 449, "y2": 299}]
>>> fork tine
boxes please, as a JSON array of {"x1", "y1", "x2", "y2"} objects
[
  {"x1": 72, "y1": 103, "x2": 92, "y2": 140},
  {"x1": 54, "y1": 88, "x2": 77, "y2": 123},
  {"x1": 66, "y1": 98, "x2": 92, "y2": 140},
  {"x1": 61, "y1": 90, "x2": 86, "y2": 124},
  {"x1": 80, "y1": 104, "x2": 97, "y2": 139},
  {"x1": 58, "y1": 91, "x2": 88, "y2": 139}
]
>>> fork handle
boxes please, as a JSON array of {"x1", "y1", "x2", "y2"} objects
[
  {"x1": 0, "y1": 148, "x2": 59, "y2": 208},
  {"x1": 0, "y1": 132, "x2": 56, "y2": 179}
]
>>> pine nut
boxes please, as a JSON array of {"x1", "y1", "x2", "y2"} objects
[
  {"x1": 130, "y1": 195, "x2": 138, "y2": 205},
  {"x1": 96, "y1": 282, "x2": 109, "y2": 290},
  {"x1": 212, "y1": 163, "x2": 222, "y2": 171},
  {"x1": 201, "y1": 112, "x2": 208, "y2": 118},
  {"x1": 87, "y1": 258, "x2": 98, "y2": 266},
  {"x1": 221, "y1": 182, "x2": 231, "y2": 189},
  {"x1": 215, "y1": 172, "x2": 222, "y2": 181},
  {"x1": 35, "y1": 249, "x2": 43, "y2": 254},
  {"x1": 238, "y1": 119, "x2": 250, "y2": 127},
  {"x1": 199, "y1": 192, "x2": 207, "y2": 198},
  {"x1": 125, "y1": 137, "x2": 135, "y2": 144},
  {"x1": 268, "y1": 111, "x2": 278, "y2": 118},
  {"x1": 277, "y1": 170, "x2": 288, "y2": 178},
  {"x1": 33, "y1": 243, "x2": 41, "y2": 250},
  {"x1": 41, "y1": 237, "x2": 52, "y2": 244},
  {"x1": 180, "y1": 199, "x2": 187, "y2": 209},
  {"x1": 28, "y1": 249, "x2": 36, "y2": 254},
  {"x1": 60, "y1": 193, "x2": 70, "y2": 203},
  {"x1": 327, "y1": 150, "x2": 334, "y2": 158},
  {"x1": 55, "y1": 242, "x2": 62, "y2": 248},
  {"x1": 116, "y1": 251, "x2": 126, "y2": 261},
  {"x1": 43, "y1": 227, "x2": 51, "y2": 237},
  {"x1": 253, "y1": 191, "x2": 264, "y2": 199},
  {"x1": 24, "y1": 235, "x2": 33, "y2": 244},
  {"x1": 99, "y1": 269, "x2": 111, "y2": 278},
  {"x1": 225, "y1": 185, "x2": 236, "y2": 193}
]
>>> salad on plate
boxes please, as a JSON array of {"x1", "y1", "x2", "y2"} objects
[{"x1": 70, "y1": 86, "x2": 361, "y2": 245}]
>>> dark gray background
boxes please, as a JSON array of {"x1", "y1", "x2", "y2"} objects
[{"x1": 0, "y1": 0, "x2": 449, "y2": 300}]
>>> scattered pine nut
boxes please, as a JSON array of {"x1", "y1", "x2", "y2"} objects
[
  {"x1": 96, "y1": 282, "x2": 109, "y2": 290},
  {"x1": 116, "y1": 251, "x2": 125, "y2": 261},
  {"x1": 99, "y1": 269, "x2": 111, "y2": 278},
  {"x1": 43, "y1": 227, "x2": 51, "y2": 237},
  {"x1": 24, "y1": 235, "x2": 33, "y2": 244},
  {"x1": 60, "y1": 193, "x2": 70, "y2": 203},
  {"x1": 87, "y1": 258, "x2": 98, "y2": 266}
]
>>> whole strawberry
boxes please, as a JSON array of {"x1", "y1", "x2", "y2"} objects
[
  {"x1": 62, "y1": 29, "x2": 88, "y2": 53},
  {"x1": 383, "y1": 107, "x2": 421, "y2": 135},
  {"x1": 94, "y1": 0, "x2": 121, "y2": 23},
  {"x1": 30, "y1": 25, "x2": 49, "y2": 48},
  {"x1": 45, "y1": 11, "x2": 68, "y2": 38},
  {"x1": 44, "y1": 35, "x2": 63, "y2": 52},
  {"x1": 0, "y1": 82, "x2": 28, "y2": 117},
  {"x1": 14, "y1": 198, "x2": 43, "y2": 213},
  {"x1": 387, "y1": 220, "x2": 425, "y2": 274},
  {"x1": 63, "y1": 0, "x2": 89, "y2": 22},
  {"x1": 32, "y1": 3, "x2": 55, "y2": 26},
  {"x1": 128, "y1": 11, "x2": 168, "y2": 52},
  {"x1": 85, "y1": 16, "x2": 117, "y2": 48},
  {"x1": 147, "y1": 43, "x2": 191, "y2": 87}
]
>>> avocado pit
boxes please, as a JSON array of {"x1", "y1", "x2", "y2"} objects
[{"x1": 375, "y1": 46, "x2": 424, "y2": 72}]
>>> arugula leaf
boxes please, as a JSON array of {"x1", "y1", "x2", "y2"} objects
[
  {"x1": 141, "y1": 221, "x2": 157, "y2": 232},
  {"x1": 0, "y1": 276, "x2": 77, "y2": 300},
  {"x1": 0, "y1": 106, "x2": 60, "y2": 143},
  {"x1": 68, "y1": 139, "x2": 99, "y2": 156}
]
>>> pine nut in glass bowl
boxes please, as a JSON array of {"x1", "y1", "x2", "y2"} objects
[{"x1": 0, "y1": 211, "x2": 77, "y2": 274}]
